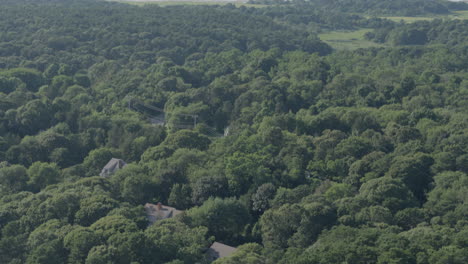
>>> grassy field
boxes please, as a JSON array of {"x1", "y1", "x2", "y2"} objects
[
  {"x1": 378, "y1": 10, "x2": 468, "y2": 23},
  {"x1": 318, "y1": 29, "x2": 386, "y2": 50},
  {"x1": 112, "y1": 1, "x2": 467, "y2": 51},
  {"x1": 379, "y1": 16, "x2": 434, "y2": 23},
  {"x1": 451, "y1": 10, "x2": 468, "y2": 19},
  {"x1": 113, "y1": 0, "x2": 266, "y2": 7},
  {"x1": 321, "y1": 10, "x2": 468, "y2": 50}
]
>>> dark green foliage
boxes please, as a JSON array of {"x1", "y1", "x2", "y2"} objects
[
  {"x1": 0, "y1": 164, "x2": 28, "y2": 194},
  {"x1": 63, "y1": 228, "x2": 101, "y2": 264},
  {"x1": 368, "y1": 19, "x2": 468, "y2": 46},
  {"x1": 251, "y1": 0, "x2": 452, "y2": 16},
  {"x1": 191, "y1": 176, "x2": 228, "y2": 206},
  {"x1": 186, "y1": 197, "x2": 251, "y2": 244},
  {"x1": 358, "y1": 177, "x2": 418, "y2": 212},
  {"x1": 27, "y1": 162, "x2": 61, "y2": 191},
  {"x1": 252, "y1": 183, "x2": 276, "y2": 213},
  {"x1": 145, "y1": 219, "x2": 210, "y2": 263},
  {"x1": 3, "y1": 68, "x2": 44, "y2": 92},
  {"x1": 0, "y1": 0, "x2": 467, "y2": 263},
  {"x1": 260, "y1": 201, "x2": 336, "y2": 251}
]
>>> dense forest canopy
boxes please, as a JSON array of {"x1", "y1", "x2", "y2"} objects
[
  {"x1": 365, "y1": 19, "x2": 468, "y2": 46},
  {"x1": 250, "y1": 0, "x2": 468, "y2": 16},
  {"x1": 0, "y1": 0, "x2": 467, "y2": 263}
]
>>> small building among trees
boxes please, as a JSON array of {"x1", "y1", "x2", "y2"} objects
[
  {"x1": 144, "y1": 202, "x2": 183, "y2": 224},
  {"x1": 207, "y1": 242, "x2": 237, "y2": 261},
  {"x1": 99, "y1": 158, "x2": 127, "y2": 177}
]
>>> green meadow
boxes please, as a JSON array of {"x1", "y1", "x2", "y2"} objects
[{"x1": 318, "y1": 29, "x2": 386, "y2": 50}]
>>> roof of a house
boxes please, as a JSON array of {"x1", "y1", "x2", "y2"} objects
[
  {"x1": 207, "y1": 242, "x2": 237, "y2": 261},
  {"x1": 99, "y1": 158, "x2": 127, "y2": 177},
  {"x1": 144, "y1": 203, "x2": 183, "y2": 224}
]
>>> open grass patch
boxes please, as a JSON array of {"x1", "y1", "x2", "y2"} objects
[
  {"x1": 318, "y1": 29, "x2": 386, "y2": 50},
  {"x1": 450, "y1": 10, "x2": 468, "y2": 19},
  {"x1": 378, "y1": 10, "x2": 468, "y2": 23},
  {"x1": 379, "y1": 16, "x2": 434, "y2": 23}
]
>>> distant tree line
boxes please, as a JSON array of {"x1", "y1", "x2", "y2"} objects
[
  {"x1": 365, "y1": 19, "x2": 468, "y2": 46},
  {"x1": 248, "y1": 0, "x2": 468, "y2": 16}
]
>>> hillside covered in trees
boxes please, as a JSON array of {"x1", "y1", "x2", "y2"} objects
[
  {"x1": 249, "y1": 0, "x2": 468, "y2": 16},
  {"x1": 0, "y1": 0, "x2": 467, "y2": 263}
]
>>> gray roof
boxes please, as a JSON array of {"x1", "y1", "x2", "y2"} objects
[
  {"x1": 99, "y1": 158, "x2": 127, "y2": 177},
  {"x1": 144, "y1": 203, "x2": 183, "y2": 224},
  {"x1": 207, "y1": 242, "x2": 237, "y2": 261}
]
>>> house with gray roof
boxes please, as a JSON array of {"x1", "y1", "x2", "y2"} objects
[
  {"x1": 207, "y1": 242, "x2": 237, "y2": 261},
  {"x1": 144, "y1": 202, "x2": 183, "y2": 225},
  {"x1": 99, "y1": 158, "x2": 127, "y2": 178}
]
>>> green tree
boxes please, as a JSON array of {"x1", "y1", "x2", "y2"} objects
[
  {"x1": 0, "y1": 164, "x2": 28, "y2": 194},
  {"x1": 63, "y1": 228, "x2": 101, "y2": 264},
  {"x1": 16, "y1": 100, "x2": 53, "y2": 135},
  {"x1": 107, "y1": 231, "x2": 146, "y2": 264},
  {"x1": 90, "y1": 215, "x2": 139, "y2": 240},
  {"x1": 358, "y1": 177, "x2": 418, "y2": 212},
  {"x1": 191, "y1": 176, "x2": 228, "y2": 206},
  {"x1": 226, "y1": 152, "x2": 271, "y2": 195},
  {"x1": 386, "y1": 153, "x2": 434, "y2": 202},
  {"x1": 85, "y1": 245, "x2": 117, "y2": 264},
  {"x1": 187, "y1": 197, "x2": 251, "y2": 244},
  {"x1": 82, "y1": 148, "x2": 116, "y2": 177},
  {"x1": 168, "y1": 183, "x2": 192, "y2": 209},
  {"x1": 424, "y1": 171, "x2": 467, "y2": 225},
  {"x1": 27, "y1": 162, "x2": 61, "y2": 191},
  {"x1": 252, "y1": 183, "x2": 276, "y2": 213},
  {"x1": 75, "y1": 195, "x2": 120, "y2": 226},
  {"x1": 4, "y1": 68, "x2": 44, "y2": 91},
  {"x1": 163, "y1": 130, "x2": 211, "y2": 151},
  {"x1": 145, "y1": 219, "x2": 210, "y2": 263},
  {"x1": 26, "y1": 239, "x2": 66, "y2": 264}
]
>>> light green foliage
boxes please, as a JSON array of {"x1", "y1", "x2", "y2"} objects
[
  {"x1": 75, "y1": 195, "x2": 120, "y2": 226},
  {"x1": 90, "y1": 215, "x2": 139, "y2": 240},
  {"x1": 319, "y1": 29, "x2": 386, "y2": 50},
  {"x1": 27, "y1": 220, "x2": 72, "y2": 249},
  {"x1": 324, "y1": 182, "x2": 354, "y2": 202}
]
